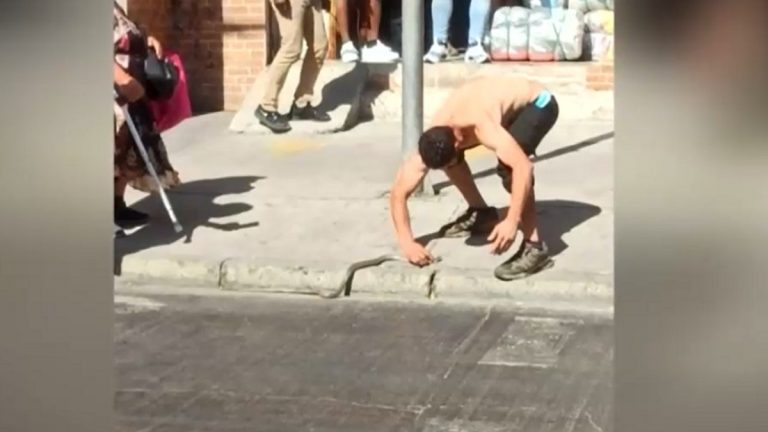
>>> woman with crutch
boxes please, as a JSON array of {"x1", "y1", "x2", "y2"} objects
[{"x1": 113, "y1": 1, "x2": 181, "y2": 231}]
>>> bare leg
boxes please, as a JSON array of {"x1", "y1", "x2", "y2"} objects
[
  {"x1": 334, "y1": 0, "x2": 351, "y2": 43},
  {"x1": 519, "y1": 183, "x2": 540, "y2": 243},
  {"x1": 443, "y1": 160, "x2": 487, "y2": 208},
  {"x1": 365, "y1": 0, "x2": 382, "y2": 41}
]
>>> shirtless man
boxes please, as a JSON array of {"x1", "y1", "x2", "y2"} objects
[{"x1": 389, "y1": 76, "x2": 559, "y2": 280}]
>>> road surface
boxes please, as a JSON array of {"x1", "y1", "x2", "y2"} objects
[{"x1": 114, "y1": 286, "x2": 613, "y2": 432}]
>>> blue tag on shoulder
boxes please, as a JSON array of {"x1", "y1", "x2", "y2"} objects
[{"x1": 533, "y1": 90, "x2": 552, "y2": 108}]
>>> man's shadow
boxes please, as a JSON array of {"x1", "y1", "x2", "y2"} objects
[
  {"x1": 114, "y1": 176, "x2": 264, "y2": 275},
  {"x1": 415, "y1": 199, "x2": 602, "y2": 257}
]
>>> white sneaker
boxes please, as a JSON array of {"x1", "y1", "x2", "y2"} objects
[
  {"x1": 360, "y1": 40, "x2": 399, "y2": 63},
  {"x1": 424, "y1": 41, "x2": 449, "y2": 63},
  {"x1": 465, "y1": 42, "x2": 490, "y2": 64},
  {"x1": 340, "y1": 41, "x2": 359, "y2": 63}
]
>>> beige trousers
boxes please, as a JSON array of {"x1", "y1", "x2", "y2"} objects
[{"x1": 261, "y1": 0, "x2": 328, "y2": 111}]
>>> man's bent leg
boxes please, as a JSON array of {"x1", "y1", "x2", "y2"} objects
[
  {"x1": 439, "y1": 158, "x2": 500, "y2": 237},
  {"x1": 443, "y1": 159, "x2": 487, "y2": 208},
  {"x1": 494, "y1": 167, "x2": 551, "y2": 281}
]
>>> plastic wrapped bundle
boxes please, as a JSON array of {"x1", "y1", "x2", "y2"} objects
[
  {"x1": 489, "y1": 7, "x2": 532, "y2": 61},
  {"x1": 508, "y1": 7, "x2": 531, "y2": 60},
  {"x1": 584, "y1": 10, "x2": 614, "y2": 61},
  {"x1": 569, "y1": 0, "x2": 613, "y2": 13},
  {"x1": 528, "y1": 8, "x2": 585, "y2": 61},
  {"x1": 489, "y1": 7, "x2": 513, "y2": 61},
  {"x1": 586, "y1": 33, "x2": 613, "y2": 60},
  {"x1": 523, "y1": 0, "x2": 567, "y2": 8},
  {"x1": 584, "y1": 10, "x2": 614, "y2": 34}
]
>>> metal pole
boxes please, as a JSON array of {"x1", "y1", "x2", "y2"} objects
[{"x1": 401, "y1": 0, "x2": 431, "y2": 195}]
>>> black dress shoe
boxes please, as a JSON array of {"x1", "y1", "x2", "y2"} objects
[
  {"x1": 115, "y1": 196, "x2": 149, "y2": 228},
  {"x1": 255, "y1": 105, "x2": 292, "y2": 133},
  {"x1": 290, "y1": 103, "x2": 331, "y2": 122}
]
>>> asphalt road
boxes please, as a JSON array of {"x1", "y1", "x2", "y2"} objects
[{"x1": 114, "y1": 286, "x2": 613, "y2": 432}]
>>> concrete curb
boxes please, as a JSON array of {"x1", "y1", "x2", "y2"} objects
[
  {"x1": 221, "y1": 258, "x2": 434, "y2": 298},
  {"x1": 431, "y1": 267, "x2": 612, "y2": 303},
  {"x1": 117, "y1": 255, "x2": 613, "y2": 307},
  {"x1": 118, "y1": 256, "x2": 222, "y2": 287}
]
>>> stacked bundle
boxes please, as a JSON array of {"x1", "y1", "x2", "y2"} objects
[
  {"x1": 486, "y1": 0, "x2": 613, "y2": 62},
  {"x1": 584, "y1": 9, "x2": 614, "y2": 61},
  {"x1": 568, "y1": 0, "x2": 614, "y2": 13},
  {"x1": 523, "y1": 0, "x2": 568, "y2": 8},
  {"x1": 528, "y1": 8, "x2": 585, "y2": 61},
  {"x1": 489, "y1": 6, "x2": 531, "y2": 61}
]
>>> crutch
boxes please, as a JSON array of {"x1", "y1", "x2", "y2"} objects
[{"x1": 114, "y1": 90, "x2": 183, "y2": 233}]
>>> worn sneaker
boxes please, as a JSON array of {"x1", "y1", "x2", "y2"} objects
[
  {"x1": 360, "y1": 40, "x2": 399, "y2": 63},
  {"x1": 424, "y1": 40, "x2": 449, "y2": 63},
  {"x1": 494, "y1": 241, "x2": 554, "y2": 281},
  {"x1": 439, "y1": 206, "x2": 500, "y2": 238},
  {"x1": 465, "y1": 41, "x2": 490, "y2": 64},
  {"x1": 289, "y1": 103, "x2": 331, "y2": 122},
  {"x1": 340, "y1": 40, "x2": 360, "y2": 63},
  {"x1": 255, "y1": 105, "x2": 291, "y2": 133}
]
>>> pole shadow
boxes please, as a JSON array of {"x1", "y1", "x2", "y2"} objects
[
  {"x1": 114, "y1": 175, "x2": 264, "y2": 275},
  {"x1": 432, "y1": 131, "x2": 614, "y2": 194},
  {"x1": 313, "y1": 62, "x2": 399, "y2": 130}
]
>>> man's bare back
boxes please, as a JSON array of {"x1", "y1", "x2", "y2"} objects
[{"x1": 430, "y1": 76, "x2": 545, "y2": 152}]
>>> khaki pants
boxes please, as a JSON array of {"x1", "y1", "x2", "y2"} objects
[{"x1": 261, "y1": 0, "x2": 328, "y2": 111}]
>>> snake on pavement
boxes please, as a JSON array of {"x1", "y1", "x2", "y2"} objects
[{"x1": 319, "y1": 254, "x2": 441, "y2": 299}]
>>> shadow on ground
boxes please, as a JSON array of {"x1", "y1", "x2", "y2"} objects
[
  {"x1": 114, "y1": 176, "x2": 263, "y2": 275},
  {"x1": 465, "y1": 200, "x2": 603, "y2": 256},
  {"x1": 415, "y1": 200, "x2": 602, "y2": 257},
  {"x1": 316, "y1": 63, "x2": 399, "y2": 132}
]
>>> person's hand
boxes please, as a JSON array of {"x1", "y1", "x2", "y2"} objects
[
  {"x1": 120, "y1": 80, "x2": 145, "y2": 102},
  {"x1": 147, "y1": 35, "x2": 164, "y2": 58},
  {"x1": 401, "y1": 241, "x2": 435, "y2": 267},
  {"x1": 114, "y1": 66, "x2": 145, "y2": 103},
  {"x1": 487, "y1": 218, "x2": 518, "y2": 255}
]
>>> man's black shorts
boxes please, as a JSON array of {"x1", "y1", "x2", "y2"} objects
[{"x1": 496, "y1": 90, "x2": 559, "y2": 192}]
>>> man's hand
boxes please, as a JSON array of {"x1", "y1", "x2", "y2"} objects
[
  {"x1": 401, "y1": 241, "x2": 435, "y2": 267},
  {"x1": 146, "y1": 35, "x2": 164, "y2": 58},
  {"x1": 487, "y1": 218, "x2": 518, "y2": 255}
]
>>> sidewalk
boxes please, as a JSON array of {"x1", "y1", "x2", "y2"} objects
[{"x1": 117, "y1": 114, "x2": 614, "y2": 309}]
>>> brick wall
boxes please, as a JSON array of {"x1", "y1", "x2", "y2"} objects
[
  {"x1": 124, "y1": 1, "x2": 614, "y2": 111},
  {"x1": 586, "y1": 41, "x2": 615, "y2": 91},
  {"x1": 586, "y1": 60, "x2": 615, "y2": 91},
  {"x1": 126, "y1": 0, "x2": 268, "y2": 112}
]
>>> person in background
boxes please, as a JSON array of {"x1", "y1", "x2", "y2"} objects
[
  {"x1": 335, "y1": 0, "x2": 400, "y2": 63},
  {"x1": 255, "y1": 0, "x2": 331, "y2": 134},
  {"x1": 425, "y1": 0, "x2": 492, "y2": 64},
  {"x1": 113, "y1": 2, "x2": 180, "y2": 229}
]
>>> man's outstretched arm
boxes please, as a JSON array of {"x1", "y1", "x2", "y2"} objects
[{"x1": 389, "y1": 154, "x2": 434, "y2": 266}]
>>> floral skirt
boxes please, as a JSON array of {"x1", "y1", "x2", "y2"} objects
[{"x1": 114, "y1": 99, "x2": 180, "y2": 192}]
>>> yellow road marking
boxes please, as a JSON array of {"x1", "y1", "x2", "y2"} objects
[{"x1": 268, "y1": 138, "x2": 323, "y2": 156}]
